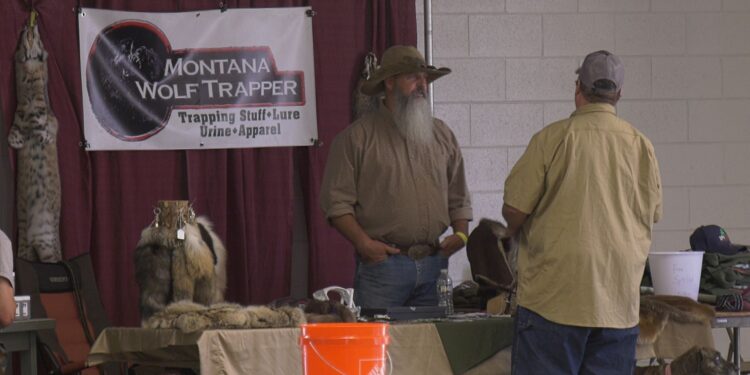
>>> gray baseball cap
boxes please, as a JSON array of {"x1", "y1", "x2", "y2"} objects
[{"x1": 576, "y1": 50, "x2": 624, "y2": 92}]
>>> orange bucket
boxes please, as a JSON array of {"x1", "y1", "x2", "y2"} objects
[{"x1": 300, "y1": 323, "x2": 390, "y2": 375}]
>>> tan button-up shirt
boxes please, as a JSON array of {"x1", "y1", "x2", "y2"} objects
[
  {"x1": 504, "y1": 103, "x2": 662, "y2": 328},
  {"x1": 320, "y1": 105, "x2": 472, "y2": 248}
]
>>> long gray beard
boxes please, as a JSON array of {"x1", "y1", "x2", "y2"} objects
[{"x1": 393, "y1": 90, "x2": 434, "y2": 145}]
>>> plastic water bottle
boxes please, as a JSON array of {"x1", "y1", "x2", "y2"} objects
[{"x1": 437, "y1": 269, "x2": 454, "y2": 315}]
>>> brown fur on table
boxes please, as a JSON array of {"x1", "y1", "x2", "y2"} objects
[{"x1": 638, "y1": 295, "x2": 715, "y2": 345}]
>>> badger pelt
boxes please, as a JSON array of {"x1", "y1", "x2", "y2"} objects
[
  {"x1": 634, "y1": 346, "x2": 734, "y2": 375},
  {"x1": 268, "y1": 297, "x2": 357, "y2": 323},
  {"x1": 134, "y1": 216, "x2": 227, "y2": 324},
  {"x1": 144, "y1": 300, "x2": 306, "y2": 333},
  {"x1": 638, "y1": 295, "x2": 715, "y2": 345},
  {"x1": 303, "y1": 299, "x2": 357, "y2": 323}
]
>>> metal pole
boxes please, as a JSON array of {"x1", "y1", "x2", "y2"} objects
[{"x1": 423, "y1": 0, "x2": 434, "y2": 112}]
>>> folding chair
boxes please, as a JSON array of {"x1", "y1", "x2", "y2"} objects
[{"x1": 15, "y1": 253, "x2": 122, "y2": 375}]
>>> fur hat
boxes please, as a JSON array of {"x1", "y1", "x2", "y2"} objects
[{"x1": 359, "y1": 45, "x2": 451, "y2": 96}]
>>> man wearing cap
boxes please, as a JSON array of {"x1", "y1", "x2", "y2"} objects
[
  {"x1": 320, "y1": 45, "x2": 472, "y2": 308},
  {"x1": 502, "y1": 50, "x2": 662, "y2": 374}
]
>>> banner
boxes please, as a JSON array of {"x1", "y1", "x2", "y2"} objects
[{"x1": 78, "y1": 7, "x2": 318, "y2": 150}]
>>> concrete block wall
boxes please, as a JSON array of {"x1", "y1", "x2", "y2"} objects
[{"x1": 417, "y1": 0, "x2": 750, "y2": 357}]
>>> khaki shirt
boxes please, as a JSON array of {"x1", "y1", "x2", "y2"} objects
[
  {"x1": 504, "y1": 103, "x2": 662, "y2": 328},
  {"x1": 320, "y1": 105, "x2": 472, "y2": 248}
]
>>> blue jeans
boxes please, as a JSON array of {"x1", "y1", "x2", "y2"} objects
[
  {"x1": 354, "y1": 253, "x2": 448, "y2": 308},
  {"x1": 512, "y1": 306, "x2": 638, "y2": 375}
]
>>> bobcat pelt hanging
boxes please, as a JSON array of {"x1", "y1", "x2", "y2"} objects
[
  {"x1": 134, "y1": 216, "x2": 227, "y2": 324},
  {"x1": 352, "y1": 52, "x2": 380, "y2": 120},
  {"x1": 8, "y1": 21, "x2": 62, "y2": 263}
]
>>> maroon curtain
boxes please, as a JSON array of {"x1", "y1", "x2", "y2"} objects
[
  {"x1": 301, "y1": 1, "x2": 417, "y2": 293},
  {"x1": 0, "y1": 0, "x2": 415, "y2": 326}
]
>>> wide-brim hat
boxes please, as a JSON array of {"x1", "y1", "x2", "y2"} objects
[{"x1": 360, "y1": 45, "x2": 451, "y2": 96}]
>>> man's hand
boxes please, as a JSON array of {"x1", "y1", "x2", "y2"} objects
[
  {"x1": 356, "y1": 238, "x2": 400, "y2": 264},
  {"x1": 439, "y1": 234, "x2": 465, "y2": 257}
]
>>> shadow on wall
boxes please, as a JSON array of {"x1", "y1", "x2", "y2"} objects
[{"x1": 0, "y1": 99, "x2": 12, "y2": 234}]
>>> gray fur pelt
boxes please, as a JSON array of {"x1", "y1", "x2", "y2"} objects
[
  {"x1": 134, "y1": 216, "x2": 227, "y2": 324},
  {"x1": 144, "y1": 300, "x2": 306, "y2": 333}
]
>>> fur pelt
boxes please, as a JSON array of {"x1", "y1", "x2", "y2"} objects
[
  {"x1": 11, "y1": 20, "x2": 62, "y2": 263},
  {"x1": 634, "y1": 346, "x2": 734, "y2": 375},
  {"x1": 352, "y1": 52, "x2": 381, "y2": 121},
  {"x1": 134, "y1": 216, "x2": 227, "y2": 324},
  {"x1": 144, "y1": 300, "x2": 306, "y2": 333},
  {"x1": 638, "y1": 295, "x2": 715, "y2": 345},
  {"x1": 268, "y1": 298, "x2": 357, "y2": 323},
  {"x1": 466, "y1": 218, "x2": 519, "y2": 314}
]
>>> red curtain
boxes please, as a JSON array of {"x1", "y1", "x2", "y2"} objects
[{"x1": 0, "y1": 0, "x2": 415, "y2": 326}]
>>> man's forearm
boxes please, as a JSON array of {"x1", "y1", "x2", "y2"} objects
[
  {"x1": 502, "y1": 203, "x2": 529, "y2": 238},
  {"x1": 0, "y1": 280, "x2": 14, "y2": 328},
  {"x1": 451, "y1": 219, "x2": 469, "y2": 236},
  {"x1": 330, "y1": 214, "x2": 371, "y2": 248}
]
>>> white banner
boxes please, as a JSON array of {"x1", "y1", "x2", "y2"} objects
[{"x1": 78, "y1": 7, "x2": 318, "y2": 150}]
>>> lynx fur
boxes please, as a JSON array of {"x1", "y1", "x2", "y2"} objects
[
  {"x1": 134, "y1": 216, "x2": 227, "y2": 324},
  {"x1": 9, "y1": 22, "x2": 62, "y2": 263}
]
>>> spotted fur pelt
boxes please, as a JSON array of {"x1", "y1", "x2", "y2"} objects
[
  {"x1": 144, "y1": 300, "x2": 306, "y2": 333},
  {"x1": 134, "y1": 216, "x2": 227, "y2": 324},
  {"x1": 9, "y1": 22, "x2": 62, "y2": 263}
]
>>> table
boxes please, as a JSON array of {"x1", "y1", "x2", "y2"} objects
[
  {"x1": 713, "y1": 311, "x2": 750, "y2": 375},
  {"x1": 88, "y1": 317, "x2": 513, "y2": 375},
  {"x1": 0, "y1": 318, "x2": 55, "y2": 375}
]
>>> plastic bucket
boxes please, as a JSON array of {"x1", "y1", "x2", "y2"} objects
[
  {"x1": 300, "y1": 323, "x2": 390, "y2": 375},
  {"x1": 648, "y1": 251, "x2": 704, "y2": 300}
]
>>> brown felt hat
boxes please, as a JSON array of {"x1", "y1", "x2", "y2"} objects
[{"x1": 360, "y1": 45, "x2": 451, "y2": 96}]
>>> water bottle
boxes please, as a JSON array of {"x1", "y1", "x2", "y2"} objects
[{"x1": 437, "y1": 269, "x2": 454, "y2": 315}]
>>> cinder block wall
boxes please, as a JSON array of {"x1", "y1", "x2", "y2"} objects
[{"x1": 417, "y1": 0, "x2": 750, "y2": 356}]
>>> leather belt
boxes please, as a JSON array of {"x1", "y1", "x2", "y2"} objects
[{"x1": 391, "y1": 243, "x2": 438, "y2": 260}]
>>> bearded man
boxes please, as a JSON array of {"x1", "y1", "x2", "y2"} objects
[{"x1": 320, "y1": 45, "x2": 472, "y2": 308}]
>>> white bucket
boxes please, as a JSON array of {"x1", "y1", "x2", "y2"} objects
[{"x1": 648, "y1": 251, "x2": 704, "y2": 300}]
